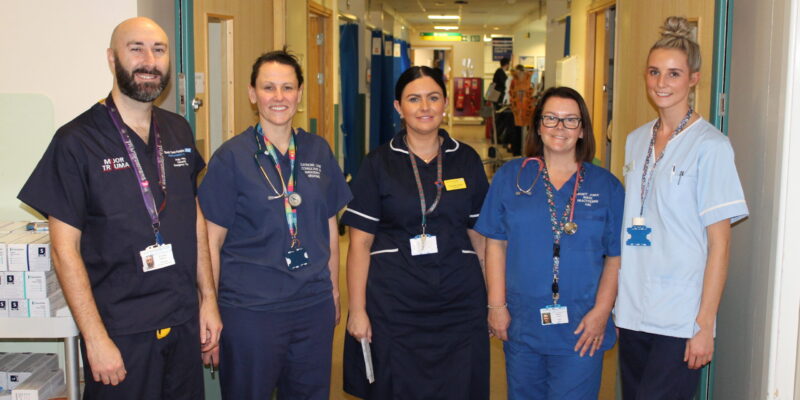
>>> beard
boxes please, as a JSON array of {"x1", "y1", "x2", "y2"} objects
[{"x1": 114, "y1": 52, "x2": 171, "y2": 103}]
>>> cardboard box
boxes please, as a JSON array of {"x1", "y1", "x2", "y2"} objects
[
  {"x1": 7, "y1": 300, "x2": 28, "y2": 318},
  {"x1": 26, "y1": 236, "x2": 51, "y2": 273},
  {"x1": 7, "y1": 354, "x2": 58, "y2": 391},
  {"x1": 0, "y1": 300, "x2": 8, "y2": 317},
  {"x1": 0, "y1": 354, "x2": 32, "y2": 393},
  {"x1": 10, "y1": 368, "x2": 63, "y2": 400},
  {"x1": 23, "y1": 272, "x2": 59, "y2": 300},
  {"x1": 0, "y1": 272, "x2": 59, "y2": 299},
  {"x1": 8, "y1": 291, "x2": 65, "y2": 318},
  {"x1": 28, "y1": 291, "x2": 66, "y2": 318},
  {"x1": 0, "y1": 233, "x2": 31, "y2": 272}
]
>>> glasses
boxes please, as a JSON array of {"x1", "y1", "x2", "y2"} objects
[{"x1": 541, "y1": 115, "x2": 582, "y2": 129}]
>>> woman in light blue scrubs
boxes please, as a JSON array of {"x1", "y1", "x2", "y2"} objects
[
  {"x1": 475, "y1": 86, "x2": 624, "y2": 400},
  {"x1": 614, "y1": 17, "x2": 748, "y2": 400}
]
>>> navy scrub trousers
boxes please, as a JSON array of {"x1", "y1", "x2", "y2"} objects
[
  {"x1": 218, "y1": 297, "x2": 335, "y2": 400},
  {"x1": 619, "y1": 328, "x2": 701, "y2": 400},
  {"x1": 80, "y1": 318, "x2": 204, "y2": 400}
]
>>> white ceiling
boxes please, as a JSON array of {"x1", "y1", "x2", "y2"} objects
[{"x1": 382, "y1": 0, "x2": 546, "y2": 34}]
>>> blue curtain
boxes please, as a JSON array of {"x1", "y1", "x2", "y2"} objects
[
  {"x1": 339, "y1": 23, "x2": 362, "y2": 177},
  {"x1": 379, "y1": 34, "x2": 396, "y2": 145},
  {"x1": 369, "y1": 30, "x2": 383, "y2": 150}
]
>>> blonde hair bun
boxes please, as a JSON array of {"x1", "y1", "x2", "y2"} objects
[{"x1": 660, "y1": 16, "x2": 693, "y2": 40}]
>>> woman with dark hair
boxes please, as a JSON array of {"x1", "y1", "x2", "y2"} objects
[
  {"x1": 615, "y1": 17, "x2": 748, "y2": 399},
  {"x1": 198, "y1": 49, "x2": 352, "y2": 399},
  {"x1": 475, "y1": 86, "x2": 624, "y2": 399},
  {"x1": 343, "y1": 66, "x2": 490, "y2": 399}
]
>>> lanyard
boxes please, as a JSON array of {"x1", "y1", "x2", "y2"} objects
[
  {"x1": 639, "y1": 107, "x2": 693, "y2": 217},
  {"x1": 541, "y1": 163, "x2": 584, "y2": 304},
  {"x1": 105, "y1": 95, "x2": 167, "y2": 245},
  {"x1": 255, "y1": 124, "x2": 300, "y2": 246},
  {"x1": 406, "y1": 135, "x2": 443, "y2": 236}
]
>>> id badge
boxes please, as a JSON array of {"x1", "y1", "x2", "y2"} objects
[
  {"x1": 626, "y1": 218, "x2": 652, "y2": 246},
  {"x1": 540, "y1": 304, "x2": 569, "y2": 325},
  {"x1": 410, "y1": 234, "x2": 438, "y2": 256},
  {"x1": 285, "y1": 247, "x2": 310, "y2": 271},
  {"x1": 140, "y1": 244, "x2": 176, "y2": 272}
]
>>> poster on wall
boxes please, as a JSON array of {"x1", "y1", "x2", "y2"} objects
[
  {"x1": 453, "y1": 77, "x2": 483, "y2": 117},
  {"x1": 492, "y1": 37, "x2": 513, "y2": 61}
]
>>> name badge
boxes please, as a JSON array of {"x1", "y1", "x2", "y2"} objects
[
  {"x1": 410, "y1": 234, "x2": 438, "y2": 256},
  {"x1": 285, "y1": 247, "x2": 310, "y2": 271},
  {"x1": 444, "y1": 178, "x2": 467, "y2": 191},
  {"x1": 540, "y1": 304, "x2": 568, "y2": 325},
  {"x1": 140, "y1": 244, "x2": 176, "y2": 272}
]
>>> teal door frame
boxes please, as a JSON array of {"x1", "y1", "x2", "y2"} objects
[
  {"x1": 698, "y1": 0, "x2": 734, "y2": 399},
  {"x1": 175, "y1": 0, "x2": 197, "y2": 134}
]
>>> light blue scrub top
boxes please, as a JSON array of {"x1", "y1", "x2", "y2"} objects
[
  {"x1": 615, "y1": 118, "x2": 748, "y2": 339},
  {"x1": 476, "y1": 160, "x2": 624, "y2": 355}
]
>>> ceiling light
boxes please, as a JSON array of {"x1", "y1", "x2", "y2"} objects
[
  {"x1": 493, "y1": 27, "x2": 500, "y2": 30},
  {"x1": 428, "y1": 15, "x2": 460, "y2": 20},
  {"x1": 435, "y1": 26, "x2": 459, "y2": 30}
]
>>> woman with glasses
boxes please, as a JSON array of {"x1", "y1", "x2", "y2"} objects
[
  {"x1": 475, "y1": 86, "x2": 623, "y2": 399},
  {"x1": 614, "y1": 17, "x2": 748, "y2": 399},
  {"x1": 197, "y1": 49, "x2": 351, "y2": 399}
]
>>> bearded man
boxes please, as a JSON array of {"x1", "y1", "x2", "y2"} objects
[{"x1": 18, "y1": 17, "x2": 221, "y2": 400}]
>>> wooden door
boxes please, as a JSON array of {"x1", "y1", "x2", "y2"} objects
[
  {"x1": 307, "y1": 2, "x2": 334, "y2": 147},
  {"x1": 192, "y1": 0, "x2": 274, "y2": 161}
]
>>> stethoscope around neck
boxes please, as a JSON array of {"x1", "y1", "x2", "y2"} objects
[
  {"x1": 516, "y1": 157, "x2": 544, "y2": 196},
  {"x1": 252, "y1": 128, "x2": 292, "y2": 200}
]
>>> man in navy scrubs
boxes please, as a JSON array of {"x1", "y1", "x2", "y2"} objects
[{"x1": 17, "y1": 17, "x2": 221, "y2": 400}]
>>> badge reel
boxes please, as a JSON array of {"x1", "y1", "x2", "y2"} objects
[
  {"x1": 626, "y1": 217, "x2": 652, "y2": 246},
  {"x1": 285, "y1": 239, "x2": 310, "y2": 271},
  {"x1": 140, "y1": 243, "x2": 176, "y2": 272}
]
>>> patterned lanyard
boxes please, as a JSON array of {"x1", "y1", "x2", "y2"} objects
[
  {"x1": 256, "y1": 124, "x2": 300, "y2": 247},
  {"x1": 406, "y1": 135, "x2": 443, "y2": 236},
  {"x1": 105, "y1": 95, "x2": 167, "y2": 244},
  {"x1": 541, "y1": 163, "x2": 584, "y2": 304},
  {"x1": 639, "y1": 107, "x2": 693, "y2": 217}
]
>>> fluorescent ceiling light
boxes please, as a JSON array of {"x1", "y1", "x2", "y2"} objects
[
  {"x1": 428, "y1": 15, "x2": 460, "y2": 20},
  {"x1": 434, "y1": 26, "x2": 459, "y2": 30}
]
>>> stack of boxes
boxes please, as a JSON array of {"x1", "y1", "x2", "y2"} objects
[
  {"x1": 0, "y1": 222, "x2": 69, "y2": 318},
  {"x1": 0, "y1": 353, "x2": 65, "y2": 400}
]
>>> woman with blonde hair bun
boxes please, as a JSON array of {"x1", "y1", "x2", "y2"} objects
[{"x1": 614, "y1": 16, "x2": 748, "y2": 399}]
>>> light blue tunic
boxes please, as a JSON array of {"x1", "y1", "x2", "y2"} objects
[{"x1": 615, "y1": 118, "x2": 748, "y2": 338}]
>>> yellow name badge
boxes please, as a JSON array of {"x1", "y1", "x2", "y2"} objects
[{"x1": 444, "y1": 178, "x2": 467, "y2": 191}]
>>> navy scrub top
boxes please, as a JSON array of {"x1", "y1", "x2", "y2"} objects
[
  {"x1": 18, "y1": 101, "x2": 204, "y2": 336},
  {"x1": 475, "y1": 160, "x2": 624, "y2": 355},
  {"x1": 198, "y1": 127, "x2": 352, "y2": 312}
]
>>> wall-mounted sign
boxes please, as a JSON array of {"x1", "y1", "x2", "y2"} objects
[
  {"x1": 419, "y1": 32, "x2": 462, "y2": 41},
  {"x1": 461, "y1": 34, "x2": 481, "y2": 42},
  {"x1": 492, "y1": 37, "x2": 513, "y2": 61}
]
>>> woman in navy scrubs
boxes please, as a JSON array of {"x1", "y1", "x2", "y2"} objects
[
  {"x1": 342, "y1": 66, "x2": 490, "y2": 399},
  {"x1": 198, "y1": 50, "x2": 351, "y2": 399},
  {"x1": 475, "y1": 87, "x2": 624, "y2": 399}
]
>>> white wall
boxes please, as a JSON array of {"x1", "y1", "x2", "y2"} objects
[
  {"x1": 0, "y1": 1, "x2": 138, "y2": 220},
  {"x1": 545, "y1": 0, "x2": 569, "y2": 88},
  {"x1": 714, "y1": 0, "x2": 793, "y2": 398}
]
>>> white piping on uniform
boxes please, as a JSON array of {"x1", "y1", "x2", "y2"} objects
[
  {"x1": 370, "y1": 248, "x2": 399, "y2": 255},
  {"x1": 445, "y1": 137, "x2": 460, "y2": 153},
  {"x1": 699, "y1": 200, "x2": 747, "y2": 217},
  {"x1": 389, "y1": 136, "x2": 461, "y2": 154},
  {"x1": 345, "y1": 208, "x2": 379, "y2": 222},
  {"x1": 469, "y1": 213, "x2": 479, "y2": 218},
  {"x1": 461, "y1": 250, "x2": 477, "y2": 254},
  {"x1": 389, "y1": 138, "x2": 409, "y2": 154}
]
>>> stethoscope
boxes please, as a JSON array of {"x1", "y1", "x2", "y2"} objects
[{"x1": 515, "y1": 157, "x2": 544, "y2": 196}]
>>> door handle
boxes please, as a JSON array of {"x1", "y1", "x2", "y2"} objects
[{"x1": 192, "y1": 97, "x2": 203, "y2": 111}]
